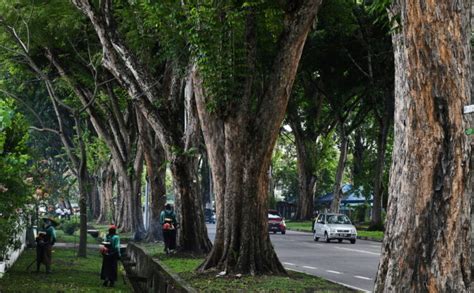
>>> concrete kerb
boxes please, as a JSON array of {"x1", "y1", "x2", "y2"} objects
[
  {"x1": 288, "y1": 228, "x2": 383, "y2": 243},
  {"x1": 124, "y1": 243, "x2": 197, "y2": 293}
]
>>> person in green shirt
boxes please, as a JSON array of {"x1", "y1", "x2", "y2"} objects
[
  {"x1": 159, "y1": 204, "x2": 177, "y2": 254},
  {"x1": 36, "y1": 218, "x2": 56, "y2": 273},
  {"x1": 100, "y1": 225, "x2": 121, "y2": 287}
]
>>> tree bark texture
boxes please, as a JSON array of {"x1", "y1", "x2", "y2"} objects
[
  {"x1": 292, "y1": 121, "x2": 317, "y2": 220},
  {"x1": 97, "y1": 162, "x2": 114, "y2": 224},
  {"x1": 72, "y1": 0, "x2": 211, "y2": 253},
  {"x1": 138, "y1": 111, "x2": 167, "y2": 242},
  {"x1": 352, "y1": 130, "x2": 364, "y2": 181},
  {"x1": 74, "y1": 115, "x2": 89, "y2": 258},
  {"x1": 330, "y1": 128, "x2": 348, "y2": 213},
  {"x1": 45, "y1": 50, "x2": 146, "y2": 236},
  {"x1": 374, "y1": 1, "x2": 471, "y2": 292},
  {"x1": 200, "y1": 154, "x2": 212, "y2": 208},
  {"x1": 193, "y1": 0, "x2": 322, "y2": 274},
  {"x1": 87, "y1": 175, "x2": 101, "y2": 220},
  {"x1": 371, "y1": 111, "x2": 391, "y2": 227},
  {"x1": 469, "y1": 0, "x2": 474, "y2": 276}
]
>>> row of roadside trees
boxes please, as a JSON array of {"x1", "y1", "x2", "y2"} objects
[{"x1": 0, "y1": 0, "x2": 471, "y2": 291}]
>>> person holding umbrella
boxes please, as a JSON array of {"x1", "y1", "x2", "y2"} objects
[
  {"x1": 36, "y1": 218, "x2": 57, "y2": 273},
  {"x1": 100, "y1": 225, "x2": 121, "y2": 287}
]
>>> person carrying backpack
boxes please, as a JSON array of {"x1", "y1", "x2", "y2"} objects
[{"x1": 159, "y1": 204, "x2": 177, "y2": 254}]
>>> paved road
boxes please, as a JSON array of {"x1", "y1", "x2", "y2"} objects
[{"x1": 207, "y1": 224, "x2": 380, "y2": 292}]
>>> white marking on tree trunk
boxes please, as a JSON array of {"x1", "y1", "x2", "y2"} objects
[
  {"x1": 283, "y1": 262, "x2": 295, "y2": 266},
  {"x1": 464, "y1": 104, "x2": 474, "y2": 114},
  {"x1": 303, "y1": 266, "x2": 317, "y2": 269},
  {"x1": 354, "y1": 275, "x2": 372, "y2": 280},
  {"x1": 334, "y1": 246, "x2": 380, "y2": 255},
  {"x1": 326, "y1": 270, "x2": 342, "y2": 274}
]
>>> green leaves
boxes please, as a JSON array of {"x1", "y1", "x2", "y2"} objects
[{"x1": 0, "y1": 98, "x2": 32, "y2": 259}]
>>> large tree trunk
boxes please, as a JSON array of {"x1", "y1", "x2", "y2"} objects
[
  {"x1": 171, "y1": 156, "x2": 211, "y2": 252},
  {"x1": 194, "y1": 105, "x2": 284, "y2": 274},
  {"x1": 114, "y1": 151, "x2": 145, "y2": 237},
  {"x1": 114, "y1": 178, "x2": 123, "y2": 227},
  {"x1": 46, "y1": 50, "x2": 146, "y2": 236},
  {"x1": 72, "y1": 0, "x2": 211, "y2": 253},
  {"x1": 131, "y1": 143, "x2": 145, "y2": 240},
  {"x1": 97, "y1": 162, "x2": 114, "y2": 224},
  {"x1": 77, "y1": 170, "x2": 89, "y2": 257},
  {"x1": 469, "y1": 0, "x2": 474, "y2": 277},
  {"x1": 200, "y1": 154, "x2": 212, "y2": 209},
  {"x1": 138, "y1": 112, "x2": 167, "y2": 242},
  {"x1": 75, "y1": 116, "x2": 89, "y2": 258},
  {"x1": 172, "y1": 79, "x2": 211, "y2": 253},
  {"x1": 374, "y1": 1, "x2": 471, "y2": 291},
  {"x1": 371, "y1": 113, "x2": 391, "y2": 228},
  {"x1": 330, "y1": 128, "x2": 348, "y2": 213},
  {"x1": 193, "y1": 0, "x2": 321, "y2": 275},
  {"x1": 352, "y1": 130, "x2": 364, "y2": 181},
  {"x1": 293, "y1": 123, "x2": 316, "y2": 220},
  {"x1": 87, "y1": 175, "x2": 100, "y2": 220}
]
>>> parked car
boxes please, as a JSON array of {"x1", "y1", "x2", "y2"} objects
[
  {"x1": 268, "y1": 211, "x2": 286, "y2": 234},
  {"x1": 313, "y1": 213, "x2": 357, "y2": 244},
  {"x1": 205, "y1": 208, "x2": 216, "y2": 224}
]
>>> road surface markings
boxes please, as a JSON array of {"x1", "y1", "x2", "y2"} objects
[
  {"x1": 334, "y1": 246, "x2": 380, "y2": 255},
  {"x1": 283, "y1": 262, "x2": 296, "y2": 266},
  {"x1": 326, "y1": 270, "x2": 342, "y2": 274},
  {"x1": 303, "y1": 266, "x2": 317, "y2": 270},
  {"x1": 354, "y1": 275, "x2": 372, "y2": 280},
  {"x1": 285, "y1": 268, "x2": 371, "y2": 293}
]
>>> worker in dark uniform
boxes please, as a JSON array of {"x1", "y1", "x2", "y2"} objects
[
  {"x1": 160, "y1": 204, "x2": 177, "y2": 254},
  {"x1": 100, "y1": 225, "x2": 121, "y2": 287},
  {"x1": 36, "y1": 218, "x2": 56, "y2": 273}
]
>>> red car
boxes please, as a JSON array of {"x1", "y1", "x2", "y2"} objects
[{"x1": 268, "y1": 210, "x2": 286, "y2": 234}]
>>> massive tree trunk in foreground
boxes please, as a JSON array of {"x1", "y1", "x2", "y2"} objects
[
  {"x1": 193, "y1": 1, "x2": 322, "y2": 274},
  {"x1": 374, "y1": 1, "x2": 471, "y2": 292}
]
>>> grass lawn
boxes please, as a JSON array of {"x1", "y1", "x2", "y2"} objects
[
  {"x1": 285, "y1": 220, "x2": 313, "y2": 232},
  {"x1": 139, "y1": 243, "x2": 355, "y2": 292},
  {"x1": 357, "y1": 231, "x2": 384, "y2": 241},
  {"x1": 55, "y1": 223, "x2": 134, "y2": 244},
  {"x1": 286, "y1": 220, "x2": 384, "y2": 241},
  {"x1": 56, "y1": 229, "x2": 98, "y2": 244},
  {"x1": 0, "y1": 247, "x2": 131, "y2": 292}
]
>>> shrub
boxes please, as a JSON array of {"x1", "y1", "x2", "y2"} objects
[
  {"x1": 352, "y1": 204, "x2": 369, "y2": 224},
  {"x1": 62, "y1": 222, "x2": 78, "y2": 235}
]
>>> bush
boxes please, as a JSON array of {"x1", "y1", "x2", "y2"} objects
[
  {"x1": 62, "y1": 222, "x2": 78, "y2": 235},
  {"x1": 367, "y1": 222, "x2": 385, "y2": 232},
  {"x1": 352, "y1": 204, "x2": 369, "y2": 224}
]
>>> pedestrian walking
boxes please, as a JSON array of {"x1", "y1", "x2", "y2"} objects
[
  {"x1": 100, "y1": 225, "x2": 121, "y2": 287},
  {"x1": 159, "y1": 204, "x2": 177, "y2": 254}
]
